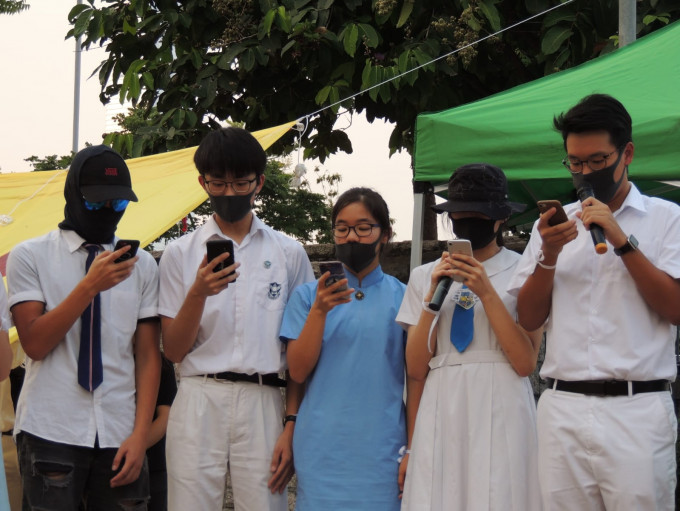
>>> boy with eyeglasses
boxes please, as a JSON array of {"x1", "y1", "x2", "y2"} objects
[
  {"x1": 509, "y1": 94, "x2": 680, "y2": 510},
  {"x1": 6, "y1": 145, "x2": 161, "y2": 510},
  {"x1": 158, "y1": 127, "x2": 313, "y2": 511}
]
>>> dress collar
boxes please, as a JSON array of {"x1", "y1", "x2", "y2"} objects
[{"x1": 345, "y1": 264, "x2": 384, "y2": 289}]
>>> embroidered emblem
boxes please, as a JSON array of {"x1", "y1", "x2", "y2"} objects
[
  {"x1": 104, "y1": 167, "x2": 118, "y2": 176},
  {"x1": 268, "y1": 282, "x2": 282, "y2": 300},
  {"x1": 263, "y1": 260, "x2": 271, "y2": 269},
  {"x1": 452, "y1": 287, "x2": 477, "y2": 310}
]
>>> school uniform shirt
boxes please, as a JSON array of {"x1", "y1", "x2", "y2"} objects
[
  {"x1": 6, "y1": 229, "x2": 159, "y2": 448},
  {"x1": 279, "y1": 266, "x2": 407, "y2": 511},
  {"x1": 507, "y1": 184, "x2": 680, "y2": 381},
  {"x1": 158, "y1": 214, "x2": 314, "y2": 376}
]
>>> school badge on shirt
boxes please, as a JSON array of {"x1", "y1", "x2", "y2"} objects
[
  {"x1": 452, "y1": 286, "x2": 477, "y2": 310},
  {"x1": 268, "y1": 282, "x2": 282, "y2": 300}
]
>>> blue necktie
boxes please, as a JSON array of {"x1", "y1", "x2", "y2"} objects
[
  {"x1": 450, "y1": 285, "x2": 475, "y2": 352},
  {"x1": 78, "y1": 244, "x2": 103, "y2": 392}
]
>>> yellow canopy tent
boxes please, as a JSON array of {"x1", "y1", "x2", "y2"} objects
[
  {"x1": 0, "y1": 120, "x2": 296, "y2": 276},
  {"x1": 0, "y1": 120, "x2": 296, "y2": 343}
]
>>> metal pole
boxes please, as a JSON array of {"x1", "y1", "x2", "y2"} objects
[
  {"x1": 72, "y1": 0, "x2": 83, "y2": 153},
  {"x1": 619, "y1": 0, "x2": 636, "y2": 48}
]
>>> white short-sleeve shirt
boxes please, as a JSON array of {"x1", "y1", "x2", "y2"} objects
[
  {"x1": 0, "y1": 284, "x2": 11, "y2": 332},
  {"x1": 507, "y1": 185, "x2": 680, "y2": 381},
  {"x1": 158, "y1": 214, "x2": 314, "y2": 377},
  {"x1": 6, "y1": 229, "x2": 159, "y2": 448}
]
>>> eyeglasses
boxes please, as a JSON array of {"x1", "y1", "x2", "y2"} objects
[
  {"x1": 332, "y1": 223, "x2": 381, "y2": 238},
  {"x1": 204, "y1": 177, "x2": 257, "y2": 195},
  {"x1": 562, "y1": 147, "x2": 623, "y2": 174},
  {"x1": 83, "y1": 199, "x2": 130, "y2": 212}
]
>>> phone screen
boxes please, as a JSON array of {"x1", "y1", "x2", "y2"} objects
[
  {"x1": 206, "y1": 239, "x2": 235, "y2": 275},
  {"x1": 114, "y1": 239, "x2": 140, "y2": 263}
]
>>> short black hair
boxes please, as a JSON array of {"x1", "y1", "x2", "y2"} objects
[
  {"x1": 332, "y1": 187, "x2": 393, "y2": 247},
  {"x1": 553, "y1": 94, "x2": 632, "y2": 149},
  {"x1": 194, "y1": 126, "x2": 267, "y2": 178}
]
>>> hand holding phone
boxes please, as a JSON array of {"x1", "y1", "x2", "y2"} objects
[
  {"x1": 206, "y1": 239, "x2": 235, "y2": 276},
  {"x1": 114, "y1": 239, "x2": 140, "y2": 263},
  {"x1": 319, "y1": 261, "x2": 348, "y2": 292},
  {"x1": 447, "y1": 239, "x2": 473, "y2": 282},
  {"x1": 537, "y1": 200, "x2": 569, "y2": 226}
]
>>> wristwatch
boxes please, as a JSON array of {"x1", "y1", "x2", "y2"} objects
[
  {"x1": 614, "y1": 234, "x2": 638, "y2": 256},
  {"x1": 283, "y1": 414, "x2": 297, "y2": 426}
]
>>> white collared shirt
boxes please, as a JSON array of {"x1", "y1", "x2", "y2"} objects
[
  {"x1": 6, "y1": 229, "x2": 159, "y2": 448},
  {"x1": 0, "y1": 284, "x2": 10, "y2": 331},
  {"x1": 508, "y1": 185, "x2": 680, "y2": 381},
  {"x1": 158, "y1": 214, "x2": 314, "y2": 377}
]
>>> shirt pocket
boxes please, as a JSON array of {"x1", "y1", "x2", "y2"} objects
[{"x1": 255, "y1": 268, "x2": 289, "y2": 312}]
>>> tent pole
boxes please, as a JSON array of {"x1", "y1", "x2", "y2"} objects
[
  {"x1": 410, "y1": 181, "x2": 431, "y2": 272},
  {"x1": 619, "y1": 0, "x2": 636, "y2": 47},
  {"x1": 72, "y1": 0, "x2": 83, "y2": 154}
]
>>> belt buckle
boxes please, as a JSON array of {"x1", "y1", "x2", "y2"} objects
[{"x1": 600, "y1": 379, "x2": 623, "y2": 396}]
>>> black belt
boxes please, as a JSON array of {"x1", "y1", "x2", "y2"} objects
[
  {"x1": 546, "y1": 378, "x2": 670, "y2": 397},
  {"x1": 203, "y1": 372, "x2": 286, "y2": 387}
]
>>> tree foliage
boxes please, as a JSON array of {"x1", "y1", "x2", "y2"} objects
[
  {"x1": 0, "y1": 0, "x2": 29, "y2": 15},
  {"x1": 69, "y1": 0, "x2": 680, "y2": 162}
]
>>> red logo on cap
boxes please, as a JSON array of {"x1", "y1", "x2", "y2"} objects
[{"x1": 105, "y1": 167, "x2": 118, "y2": 176}]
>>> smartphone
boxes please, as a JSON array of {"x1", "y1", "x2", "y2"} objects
[
  {"x1": 447, "y1": 239, "x2": 473, "y2": 283},
  {"x1": 537, "y1": 200, "x2": 569, "y2": 226},
  {"x1": 319, "y1": 261, "x2": 348, "y2": 292},
  {"x1": 206, "y1": 239, "x2": 235, "y2": 275},
  {"x1": 113, "y1": 239, "x2": 140, "y2": 263}
]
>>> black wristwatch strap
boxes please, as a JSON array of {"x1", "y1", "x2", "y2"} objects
[{"x1": 283, "y1": 414, "x2": 297, "y2": 426}]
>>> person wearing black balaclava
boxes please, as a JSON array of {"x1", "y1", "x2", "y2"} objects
[
  {"x1": 158, "y1": 127, "x2": 314, "y2": 511},
  {"x1": 6, "y1": 145, "x2": 161, "y2": 510},
  {"x1": 509, "y1": 94, "x2": 680, "y2": 510},
  {"x1": 397, "y1": 163, "x2": 543, "y2": 510}
]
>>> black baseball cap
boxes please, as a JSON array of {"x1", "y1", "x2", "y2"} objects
[{"x1": 72, "y1": 145, "x2": 138, "y2": 202}]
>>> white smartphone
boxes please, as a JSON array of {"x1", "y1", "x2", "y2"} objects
[{"x1": 447, "y1": 239, "x2": 473, "y2": 282}]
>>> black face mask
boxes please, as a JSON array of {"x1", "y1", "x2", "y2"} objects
[
  {"x1": 335, "y1": 240, "x2": 381, "y2": 274},
  {"x1": 59, "y1": 175, "x2": 124, "y2": 244},
  {"x1": 572, "y1": 150, "x2": 626, "y2": 204},
  {"x1": 452, "y1": 217, "x2": 498, "y2": 250},
  {"x1": 209, "y1": 191, "x2": 255, "y2": 223}
]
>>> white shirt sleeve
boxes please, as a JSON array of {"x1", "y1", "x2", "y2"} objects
[{"x1": 0, "y1": 283, "x2": 11, "y2": 331}]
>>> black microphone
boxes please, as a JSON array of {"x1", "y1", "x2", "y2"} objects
[
  {"x1": 428, "y1": 277, "x2": 452, "y2": 311},
  {"x1": 577, "y1": 183, "x2": 608, "y2": 254}
]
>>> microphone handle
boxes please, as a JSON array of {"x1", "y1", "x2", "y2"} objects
[
  {"x1": 429, "y1": 277, "x2": 453, "y2": 312},
  {"x1": 589, "y1": 223, "x2": 608, "y2": 254}
]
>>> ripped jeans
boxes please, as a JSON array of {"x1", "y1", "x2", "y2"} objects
[{"x1": 17, "y1": 432, "x2": 149, "y2": 511}]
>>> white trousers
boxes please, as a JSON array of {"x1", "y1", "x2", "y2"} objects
[
  {"x1": 166, "y1": 376, "x2": 286, "y2": 511},
  {"x1": 537, "y1": 389, "x2": 676, "y2": 511}
]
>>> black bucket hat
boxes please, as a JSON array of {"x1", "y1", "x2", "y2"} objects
[{"x1": 431, "y1": 163, "x2": 526, "y2": 220}]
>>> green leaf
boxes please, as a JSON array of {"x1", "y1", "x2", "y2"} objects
[
  {"x1": 68, "y1": 3, "x2": 90, "y2": 20},
  {"x1": 141, "y1": 71, "x2": 154, "y2": 89},
  {"x1": 328, "y1": 86, "x2": 340, "y2": 113},
  {"x1": 315, "y1": 85, "x2": 332, "y2": 104},
  {"x1": 190, "y1": 49, "x2": 203, "y2": 68},
  {"x1": 281, "y1": 39, "x2": 296, "y2": 56},
  {"x1": 479, "y1": 0, "x2": 501, "y2": 32},
  {"x1": 240, "y1": 49, "x2": 256, "y2": 72},
  {"x1": 541, "y1": 25, "x2": 572, "y2": 55},
  {"x1": 262, "y1": 8, "x2": 276, "y2": 36},
  {"x1": 185, "y1": 110, "x2": 198, "y2": 128},
  {"x1": 276, "y1": 6, "x2": 292, "y2": 33},
  {"x1": 74, "y1": 9, "x2": 94, "y2": 36},
  {"x1": 342, "y1": 23, "x2": 359, "y2": 57},
  {"x1": 172, "y1": 109, "x2": 186, "y2": 129},
  {"x1": 358, "y1": 23, "x2": 379, "y2": 48},
  {"x1": 123, "y1": 18, "x2": 136, "y2": 35},
  {"x1": 317, "y1": 0, "x2": 333, "y2": 9},
  {"x1": 396, "y1": 0, "x2": 414, "y2": 28}
]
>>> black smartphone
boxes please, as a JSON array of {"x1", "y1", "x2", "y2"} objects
[
  {"x1": 537, "y1": 200, "x2": 569, "y2": 226},
  {"x1": 113, "y1": 239, "x2": 140, "y2": 263},
  {"x1": 206, "y1": 239, "x2": 235, "y2": 275},
  {"x1": 319, "y1": 261, "x2": 348, "y2": 292}
]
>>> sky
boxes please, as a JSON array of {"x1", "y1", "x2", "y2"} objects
[{"x1": 0, "y1": 0, "x2": 438, "y2": 242}]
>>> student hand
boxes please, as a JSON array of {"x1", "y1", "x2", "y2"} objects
[
  {"x1": 537, "y1": 208, "x2": 578, "y2": 259},
  {"x1": 425, "y1": 253, "x2": 455, "y2": 301},
  {"x1": 447, "y1": 253, "x2": 495, "y2": 301},
  {"x1": 312, "y1": 272, "x2": 354, "y2": 314},
  {"x1": 576, "y1": 196, "x2": 627, "y2": 248},
  {"x1": 398, "y1": 452, "x2": 409, "y2": 499},
  {"x1": 84, "y1": 248, "x2": 138, "y2": 294},
  {"x1": 191, "y1": 254, "x2": 240, "y2": 297},
  {"x1": 110, "y1": 431, "x2": 146, "y2": 488},
  {"x1": 267, "y1": 424, "x2": 295, "y2": 494}
]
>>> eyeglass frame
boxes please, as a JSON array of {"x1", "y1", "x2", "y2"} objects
[
  {"x1": 203, "y1": 176, "x2": 258, "y2": 195},
  {"x1": 83, "y1": 198, "x2": 130, "y2": 212},
  {"x1": 332, "y1": 223, "x2": 381, "y2": 239},
  {"x1": 561, "y1": 146, "x2": 624, "y2": 174}
]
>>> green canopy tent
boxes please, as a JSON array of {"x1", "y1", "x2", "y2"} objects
[{"x1": 411, "y1": 20, "x2": 680, "y2": 268}]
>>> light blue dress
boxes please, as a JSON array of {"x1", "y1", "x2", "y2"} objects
[
  {"x1": 0, "y1": 445, "x2": 8, "y2": 511},
  {"x1": 280, "y1": 266, "x2": 406, "y2": 511}
]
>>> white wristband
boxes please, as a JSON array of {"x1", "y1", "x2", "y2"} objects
[
  {"x1": 536, "y1": 250, "x2": 557, "y2": 270},
  {"x1": 422, "y1": 301, "x2": 438, "y2": 314}
]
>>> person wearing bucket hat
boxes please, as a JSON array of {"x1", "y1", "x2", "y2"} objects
[
  {"x1": 509, "y1": 94, "x2": 680, "y2": 510},
  {"x1": 397, "y1": 163, "x2": 543, "y2": 510},
  {"x1": 6, "y1": 145, "x2": 160, "y2": 510}
]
